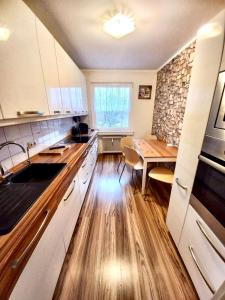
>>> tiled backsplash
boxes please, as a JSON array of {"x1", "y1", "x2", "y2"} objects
[{"x1": 0, "y1": 118, "x2": 73, "y2": 171}]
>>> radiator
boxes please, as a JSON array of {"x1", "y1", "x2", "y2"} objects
[{"x1": 99, "y1": 136, "x2": 123, "y2": 153}]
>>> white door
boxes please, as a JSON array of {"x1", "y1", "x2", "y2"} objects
[
  {"x1": 35, "y1": 17, "x2": 62, "y2": 116},
  {"x1": 0, "y1": 0, "x2": 49, "y2": 119}
]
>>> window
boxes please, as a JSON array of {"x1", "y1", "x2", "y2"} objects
[{"x1": 92, "y1": 83, "x2": 132, "y2": 131}]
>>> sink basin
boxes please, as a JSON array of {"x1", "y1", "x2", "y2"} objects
[
  {"x1": 11, "y1": 163, "x2": 66, "y2": 183},
  {"x1": 0, "y1": 163, "x2": 66, "y2": 235}
]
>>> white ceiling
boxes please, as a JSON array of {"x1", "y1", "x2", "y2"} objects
[{"x1": 25, "y1": 0, "x2": 225, "y2": 70}]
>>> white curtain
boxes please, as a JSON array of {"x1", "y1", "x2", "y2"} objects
[{"x1": 93, "y1": 84, "x2": 131, "y2": 130}]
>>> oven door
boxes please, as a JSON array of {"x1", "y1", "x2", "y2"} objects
[
  {"x1": 192, "y1": 155, "x2": 225, "y2": 241},
  {"x1": 215, "y1": 72, "x2": 225, "y2": 130},
  {"x1": 205, "y1": 71, "x2": 225, "y2": 139}
]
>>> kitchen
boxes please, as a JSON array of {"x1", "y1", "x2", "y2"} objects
[{"x1": 0, "y1": 0, "x2": 225, "y2": 299}]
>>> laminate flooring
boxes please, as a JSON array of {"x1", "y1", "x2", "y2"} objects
[{"x1": 53, "y1": 154, "x2": 198, "y2": 300}]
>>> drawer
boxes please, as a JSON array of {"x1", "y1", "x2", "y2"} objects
[
  {"x1": 62, "y1": 175, "x2": 81, "y2": 251},
  {"x1": 179, "y1": 205, "x2": 225, "y2": 299}
]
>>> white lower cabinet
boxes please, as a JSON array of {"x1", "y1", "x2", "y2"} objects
[
  {"x1": 62, "y1": 174, "x2": 81, "y2": 251},
  {"x1": 78, "y1": 140, "x2": 98, "y2": 202},
  {"x1": 179, "y1": 205, "x2": 225, "y2": 300},
  {"x1": 10, "y1": 139, "x2": 98, "y2": 300},
  {"x1": 9, "y1": 204, "x2": 66, "y2": 300}
]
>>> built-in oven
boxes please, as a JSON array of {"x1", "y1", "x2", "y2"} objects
[
  {"x1": 191, "y1": 154, "x2": 225, "y2": 246},
  {"x1": 202, "y1": 43, "x2": 225, "y2": 162}
]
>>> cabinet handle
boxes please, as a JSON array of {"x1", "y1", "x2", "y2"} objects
[
  {"x1": 64, "y1": 180, "x2": 76, "y2": 202},
  {"x1": 83, "y1": 176, "x2": 89, "y2": 185},
  {"x1": 196, "y1": 220, "x2": 225, "y2": 263},
  {"x1": 65, "y1": 110, "x2": 71, "y2": 114},
  {"x1": 81, "y1": 150, "x2": 88, "y2": 159},
  {"x1": 175, "y1": 178, "x2": 188, "y2": 190},
  {"x1": 188, "y1": 244, "x2": 215, "y2": 294},
  {"x1": 53, "y1": 110, "x2": 61, "y2": 114},
  {"x1": 17, "y1": 111, "x2": 44, "y2": 117},
  {"x1": 11, "y1": 209, "x2": 50, "y2": 269}
]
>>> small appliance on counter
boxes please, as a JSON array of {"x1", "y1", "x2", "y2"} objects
[
  {"x1": 71, "y1": 116, "x2": 89, "y2": 136},
  {"x1": 66, "y1": 116, "x2": 91, "y2": 144}
]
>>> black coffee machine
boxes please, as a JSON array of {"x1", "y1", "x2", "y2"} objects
[{"x1": 72, "y1": 116, "x2": 88, "y2": 136}]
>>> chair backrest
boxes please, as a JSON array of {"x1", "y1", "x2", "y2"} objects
[
  {"x1": 120, "y1": 136, "x2": 134, "y2": 151},
  {"x1": 123, "y1": 146, "x2": 140, "y2": 167}
]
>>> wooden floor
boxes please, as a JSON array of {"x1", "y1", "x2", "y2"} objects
[{"x1": 53, "y1": 154, "x2": 198, "y2": 300}]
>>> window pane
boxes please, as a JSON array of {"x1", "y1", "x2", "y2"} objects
[{"x1": 93, "y1": 85, "x2": 131, "y2": 130}]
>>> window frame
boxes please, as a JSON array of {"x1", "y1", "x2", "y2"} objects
[{"x1": 91, "y1": 83, "x2": 133, "y2": 133}]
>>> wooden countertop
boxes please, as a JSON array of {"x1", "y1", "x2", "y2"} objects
[
  {"x1": 133, "y1": 139, "x2": 178, "y2": 159},
  {"x1": 0, "y1": 131, "x2": 98, "y2": 298}
]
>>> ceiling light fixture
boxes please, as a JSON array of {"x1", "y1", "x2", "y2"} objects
[
  {"x1": 103, "y1": 13, "x2": 135, "y2": 39},
  {"x1": 0, "y1": 25, "x2": 10, "y2": 41}
]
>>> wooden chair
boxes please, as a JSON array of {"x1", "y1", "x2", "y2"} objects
[
  {"x1": 119, "y1": 146, "x2": 144, "y2": 191},
  {"x1": 117, "y1": 136, "x2": 134, "y2": 172},
  {"x1": 146, "y1": 167, "x2": 174, "y2": 198}
]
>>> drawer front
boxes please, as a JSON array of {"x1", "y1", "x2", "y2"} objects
[
  {"x1": 62, "y1": 175, "x2": 81, "y2": 251},
  {"x1": 179, "y1": 205, "x2": 225, "y2": 300},
  {"x1": 9, "y1": 201, "x2": 66, "y2": 300}
]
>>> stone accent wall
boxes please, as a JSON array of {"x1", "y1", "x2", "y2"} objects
[{"x1": 152, "y1": 41, "x2": 196, "y2": 145}]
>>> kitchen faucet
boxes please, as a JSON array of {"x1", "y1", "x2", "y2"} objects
[{"x1": 0, "y1": 141, "x2": 31, "y2": 178}]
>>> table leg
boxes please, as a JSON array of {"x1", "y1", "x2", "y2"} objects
[{"x1": 141, "y1": 160, "x2": 148, "y2": 195}]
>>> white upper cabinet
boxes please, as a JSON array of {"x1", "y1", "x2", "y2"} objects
[
  {"x1": 35, "y1": 17, "x2": 62, "y2": 116},
  {"x1": 55, "y1": 41, "x2": 77, "y2": 115},
  {"x1": 55, "y1": 40, "x2": 88, "y2": 116},
  {"x1": 0, "y1": 0, "x2": 49, "y2": 119},
  {"x1": 166, "y1": 10, "x2": 225, "y2": 246},
  {"x1": 80, "y1": 73, "x2": 88, "y2": 114}
]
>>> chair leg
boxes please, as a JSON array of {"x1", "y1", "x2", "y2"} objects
[
  {"x1": 144, "y1": 176, "x2": 151, "y2": 201},
  {"x1": 119, "y1": 164, "x2": 126, "y2": 182},
  {"x1": 132, "y1": 169, "x2": 138, "y2": 194},
  {"x1": 117, "y1": 155, "x2": 123, "y2": 173}
]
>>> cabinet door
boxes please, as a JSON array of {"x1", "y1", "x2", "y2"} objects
[
  {"x1": 10, "y1": 204, "x2": 66, "y2": 300},
  {"x1": 81, "y1": 73, "x2": 88, "y2": 114},
  {"x1": 0, "y1": 0, "x2": 49, "y2": 119},
  {"x1": 179, "y1": 205, "x2": 225, "y2": 299},
  {"x1": 70, "y1": 87, "x2": 80, "y2": 114},
  {"x1": 55, "y1": 41, "x2": 80, "y2": 114},
  {"x1": 166, "y1": 10, "x2": 225, "y2": 246},
  {"x1": 35, "y1": 18, "x2": 62, "y2": 116},
  {"x1": 62, "y1": 175, "x2": 81, "y2": 251},
  {"x1": 61, "y1": 88, "x2": 72, "y2": 115}
]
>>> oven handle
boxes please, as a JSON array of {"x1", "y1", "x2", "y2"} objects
[{"x1": 199, "y1": 155, "x2": 225, "y2": 175}]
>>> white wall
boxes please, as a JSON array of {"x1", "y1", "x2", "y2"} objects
[{"x1": 83, "y1": 70, "x2": 157, "y2": 138}]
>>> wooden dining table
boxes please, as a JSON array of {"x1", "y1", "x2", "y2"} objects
[{"x1": 133, "y1": 139, "x2": 178, "y2": 194}]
